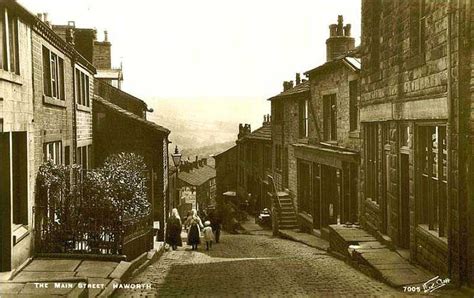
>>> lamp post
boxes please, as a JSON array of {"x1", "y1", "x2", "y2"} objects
[{"x1": 171, "y1": 146, "x2": 182, "y2": 209}]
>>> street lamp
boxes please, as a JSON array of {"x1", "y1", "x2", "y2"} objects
[
  {"x1": 171, "y1": 146, "x2": 182, "y2": 209},
  {"x1": 171, "y1": 145, "x2": 182, "y2": 168}
]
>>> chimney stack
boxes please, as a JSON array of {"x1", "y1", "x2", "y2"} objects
[{"x1": 326, "y1": 15, "x2": 355, "y2": 62}]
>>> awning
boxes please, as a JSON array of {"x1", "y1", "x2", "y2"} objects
[{"x1": 292, "y1": 143, "x2": 359, "y2": 168}]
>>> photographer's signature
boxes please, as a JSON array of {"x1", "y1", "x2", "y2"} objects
[{"x1": 422, "y1": 276, "x2": 450, "y2": 293}]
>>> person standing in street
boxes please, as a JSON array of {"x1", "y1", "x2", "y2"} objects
[
  {"x1": 166, "y1": 208, "x2": 183, "y2": 250},
  {"x1": 208, "y1": 209, "x2": 222, "y2": 243},
  {"x1": 184, "y1": 209, "x2": 203, "y2": 250},
  {"x1": 202, "y1": 221, "x2": 214, "y2": 250}
]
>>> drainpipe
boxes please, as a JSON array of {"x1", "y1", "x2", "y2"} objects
[
  {"x1": 446, "y1": 0, "x2": 453, "y2": 280},
  {"x1": 71, "y1": 59, "x2": 78, "y2": 166}
]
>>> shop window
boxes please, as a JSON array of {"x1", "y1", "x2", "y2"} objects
[
  {"x1": 297, "y1": 161, "x2": 312, "y2": 216},
  {"x1": 0, "y1": 8, "x2": 19, "y2": 74},
  {"x1": 418, "y1": 125, "x2": 447, "y2": 237},
  {"x1": 299, "y1": 98, "x2": 309, "y2": 138},
  {"x1": 44, "y1": 141, "x2": 62, "y2": 164},
  {"x1": 323, "y1": 94, "x2": 337, "y2": 141}
]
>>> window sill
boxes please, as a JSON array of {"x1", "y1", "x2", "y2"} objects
[
  {"x1": 297, "y1": 138, "x2": 309, "y2": 144},
  {"x1": 12, "y1": 224, "x2": 29, "y2": 245},
  {"x1": 43, "y1": 95, "x2": 66, "y2": 108},
  {"x1": 320, "y1": 140, "x2": 338, "y2": 146},
  {"x1": 416, "y1": 224, "x2": 448, "y2": 251},
  {"x1": 76, "y1": 104, "x2": 91, "y2": 113},
  {"x1": 0, "y1": 70, "x2": 22, "y2": 85},
  {"x1": 349, "y1": 130, "x2": 360, "y2": 138}
]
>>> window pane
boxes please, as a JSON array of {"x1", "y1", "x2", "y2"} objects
[
  {"x1": 0, "y1": 10, "x2": 5, "y2": 70},
  {"x1": 85, "y1": 75, "x2": 89, "y2": 107},
  {"x1": 59, "y1": 58, "x2": 65, "y2": 100},
  {"x1": 8, "y1": 14, "x2": 18, "y2": 74},
  {"x1": 42, "y1": 47, "x2": 51, "y2": 96},
  {"x1": 51, "y1": 54, "x2": 57, "y2": 98}
]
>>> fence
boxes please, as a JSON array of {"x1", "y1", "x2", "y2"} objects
[{"x1": 34, "y1": 167, "x2": 152, "y2": 261}]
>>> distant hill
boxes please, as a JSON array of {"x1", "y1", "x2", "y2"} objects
[{"x1": 146, "y1": 97, "x2": 269, "y2": 157}]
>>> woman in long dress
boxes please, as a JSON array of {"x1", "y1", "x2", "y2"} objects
[
  {"x1": 184, "y1": 209, "x2": 203, "y2": 250},
  {"x1": 166, "y1": 208, "x2": 183, "y2": 250}
]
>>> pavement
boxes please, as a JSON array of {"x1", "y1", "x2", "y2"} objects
[
  {"x1": 0, "y1": 259, "x2": 119, "y2": 297},
  {"x1": 116, "y1": 232, "x2": 399, "y2": 296},
  {"x1": 0, "y1": 240, "x2": 164, "y2": 297},
  {"x1": 237, "y1": 215, "x2": 273, "y2": 236},
  {"x1": 279, "y1": 229, "x2": 330, "y2": 252}
]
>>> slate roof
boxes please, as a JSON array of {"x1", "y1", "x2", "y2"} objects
[
  {"x1": 213, "y1": 145, "x2": 237, "y2": 159},
  {"x1": 178, "y1": 165, "x2": 216, "y2": 186},
  {"x1": 94, "y1": 95, "x2": 170, "y2": 135},
  {"x1": 267, "y1": 80, "x2": 310, "y2": 101},
  {"x1": 240, "y1": 124, "x2": 272, "y2": 142},
  {"x1": 304, "y1": 56, "x2": 361, "y2": 76}
]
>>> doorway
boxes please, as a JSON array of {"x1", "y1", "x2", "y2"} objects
[{"x1": 399, "y1": 153, "x2": 410, "y2": 248}]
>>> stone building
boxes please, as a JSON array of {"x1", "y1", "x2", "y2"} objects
[
  {"x1": 268, "y1": 16, "x2": 360, "y2": 235},
  {"x1": 53, "y1": 19, "x2": 171, "y2": 240},
  {"x1": 359, "y1": 0, "x2": 473, "y2": 285},
  {"x1": 177, "y1": 158, "x2": 216, "y2": 216},
  {"x1": 236, "y1": 116, "x2": 272, "y2": 214},
  {"x1": 213, "y1": 145, "x2": 237, "y2": 202},
  {"x1": 268, "y1": 79, "x2": 310, "y2": 230},
  {"x1": 0, "y1": 0, "x2": 95, "y2": 272}
]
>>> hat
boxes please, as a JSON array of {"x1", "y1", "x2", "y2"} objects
[{"x1": 204, "y1": 220, "x2": 211, "y2": 226}]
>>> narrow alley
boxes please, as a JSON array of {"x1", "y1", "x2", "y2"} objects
[{"x1": 116, "y1": 232, "x2": 397, "y2": 297}]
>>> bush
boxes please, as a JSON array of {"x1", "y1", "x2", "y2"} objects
[{"x1": 37, "y1": 152, "x2": 150, "y2": 222}]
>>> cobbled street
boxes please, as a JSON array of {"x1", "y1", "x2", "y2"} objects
[{"x1": 115, "y1": 233, "x2": 399, "y2": 297}]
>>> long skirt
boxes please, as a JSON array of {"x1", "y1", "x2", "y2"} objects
[{"x1": 187, "y1": 225, "x2": 201, "y2": 245}]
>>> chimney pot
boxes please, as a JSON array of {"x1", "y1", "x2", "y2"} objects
[
  {"x1": 104, "y1": 30, "x2": 108, "y2": 42},
  {"x1": 296, "y1": 73, "x2": 301, "y2": 85},
  {"x1": 289, "y1": 81, "x2": 294, "y2": 89},
  {"x1": 337, "y1": 15, "x2": 343, "y2": 36},
  {"x1": 344, "y1": 24, "x2": 351, "y2": 36},
  {"x1": 329, "y1": 24, "x2": 337, "y2": 37}
]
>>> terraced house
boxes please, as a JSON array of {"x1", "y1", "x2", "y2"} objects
[
  {"x1": 268, "y1": 16, "x2": 360, "y2": 236},
  {"x1": 236, "y1": 116, "x2": 272, "y2": 214},
  {"x1": 0, "y1": 0, "x2": 95, "y2": 272},
  {"x1": 359, "y1": 0, "x2": 473, "y2": 285}
]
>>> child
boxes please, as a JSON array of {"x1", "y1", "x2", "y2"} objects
[{"x1": 202, "y1": 221, "x2": 214, "y2": 250}]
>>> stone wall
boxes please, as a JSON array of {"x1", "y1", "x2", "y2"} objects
[{"x1": 360, "y1": 0, "x2": 472, "y2": 284}]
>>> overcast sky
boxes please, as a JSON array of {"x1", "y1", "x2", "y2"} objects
[{"x1": 18, "y1": 0, "x2": 361, "y2": 101}]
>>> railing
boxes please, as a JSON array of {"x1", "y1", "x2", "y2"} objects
[
  {"x1": 34, "y1": 168, "x2": 152, "y2": 261},
  {"x1": 267, "y1": 175, "x2": 281, "y2": 235}
]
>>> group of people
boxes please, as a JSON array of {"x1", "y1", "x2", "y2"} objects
[{"x1": 165, "y1": 208, "x2": 222, "y2": 251}]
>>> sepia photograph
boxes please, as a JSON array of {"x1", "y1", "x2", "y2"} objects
[{"x1": 0, "y1": 0, "x2": 473, "y2": 296}]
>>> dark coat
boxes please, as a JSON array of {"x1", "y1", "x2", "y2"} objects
[{"x1": 166, "y1": 216, "x2": 182, "y2": 247}]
